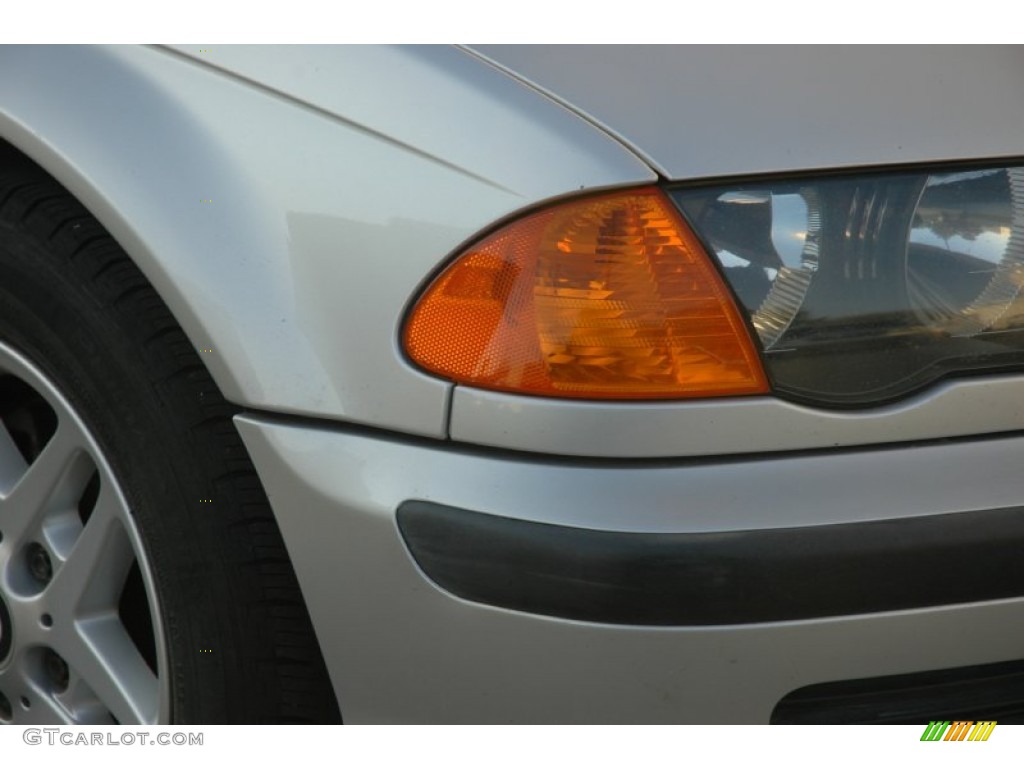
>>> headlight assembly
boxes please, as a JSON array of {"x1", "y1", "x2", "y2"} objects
[
  {"x1": 405, "y1": 164, "x2": 1024, "y2": 407},
  {"x1": 673, "y1": 165, "x2": 1024, "y2": 406}
]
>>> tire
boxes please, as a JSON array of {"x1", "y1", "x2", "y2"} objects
[{"x1": 0, "y1": 149, "x2": 340, "y2": 724}]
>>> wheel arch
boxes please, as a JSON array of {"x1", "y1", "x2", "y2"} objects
[
  {"x1": 0, "y1": 44, "x2": 458, "y2": 437},
  {"x1": 0, "y1": 66, "x2": 347, "y2": 720},
  {"x1": 0, "y1": 46, "x2": 285, "y2": 417},
  {"x1": 0, "y1": 44, "x2": 662, "y2": 441}
]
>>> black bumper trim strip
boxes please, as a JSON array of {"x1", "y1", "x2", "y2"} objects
[
  {"x1": 771, "y1": 658, "x2": 1024, "y2": 724},
  {"x1": 397, "y1": 501, "x2": 1024, "y2": 626}
]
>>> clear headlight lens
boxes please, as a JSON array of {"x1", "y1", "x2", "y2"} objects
[{"x1": 672, "y1": 165, "x2": 1024, "y2": 405}]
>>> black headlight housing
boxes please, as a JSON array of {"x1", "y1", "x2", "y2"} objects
[{"x1": 671, "y1": 164, "x2": 1024, "y2": 407}]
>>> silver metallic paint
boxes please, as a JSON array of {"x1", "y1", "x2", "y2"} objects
[
  {"x1": 472, "y1": 45, "x2": 1024, "y2": 180},
  {"x1": 0, "y1": 44, "x2": 655, "y2": 437},
  {"x1": 451, "y1": 374, "x2": 1024, "y2": 458},
  {"x1": 237, "y1": 414, "x2": 1024, "y2": 723}
]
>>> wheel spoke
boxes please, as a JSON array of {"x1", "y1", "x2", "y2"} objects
[
  {"x1": 62, "y1": 615, "x2": 159, "y2": 725},
  {"x1": 0, "y1": 421, "x2": 89, "y2": 548},
  {"x1": 0, "y1": 418, "x2": 28, "y2": 496},
  {"x1": 46, "y1": 485, "x2": 134, "y2": 616},
  {"x1": 41, "y1": 485, "x2": 155, "y2": 724},
  {"x1": 57, "y1": 673, "x2": 117, "y2": 724}
]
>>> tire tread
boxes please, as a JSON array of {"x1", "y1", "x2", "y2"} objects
[{"x1": 0, "y1": 147, "x2": 340, "y2": 724}]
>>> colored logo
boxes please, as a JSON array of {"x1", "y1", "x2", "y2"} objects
[{"x1": 920, "y1": 721, "x2": 996, "y2": 741}]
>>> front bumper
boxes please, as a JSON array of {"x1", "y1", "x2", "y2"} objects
[{"x1": 236, "y1": 414, "x2": 1024, "y2": 723}]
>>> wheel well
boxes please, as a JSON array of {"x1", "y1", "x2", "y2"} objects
[{"x1": 0, "y1": 133, "x2": 342, "y2": 723}]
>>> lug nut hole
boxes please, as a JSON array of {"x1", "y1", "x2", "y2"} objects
[
  {"x1": 44, "y1": 649, "x2": 70, "y2": 693},
  {"x1": 40, "y1": 613, "x2": 53, "y2": 628},
  {"x1": 26, "y1": 543, "x2": 53, "y2": 585}
]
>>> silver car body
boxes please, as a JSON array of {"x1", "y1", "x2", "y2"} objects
[{"x1": 2, "y1": 44, "x2": 1023, "y2": 722}]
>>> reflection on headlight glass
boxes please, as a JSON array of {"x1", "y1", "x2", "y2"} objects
[
  {"x1": 907, "y1": 169, "x2": 1024, "y2": 334},
  {"x1": 671, "y1": 165, "x2": 1024, "y2": 406}
]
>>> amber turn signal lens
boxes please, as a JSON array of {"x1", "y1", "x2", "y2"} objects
[{"x1": 404, "y1": 187, "x2": 768, "y2": 399}]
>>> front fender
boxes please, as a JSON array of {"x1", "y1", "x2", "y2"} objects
[{"x1": 0, "y1": 44, "x2": 655, "y2": 436}]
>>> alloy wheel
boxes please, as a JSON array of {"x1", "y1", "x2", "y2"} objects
[{"x1": 0, "y1": 340, "x2": 168, "y2": 724}]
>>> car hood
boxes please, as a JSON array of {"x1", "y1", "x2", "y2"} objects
[{"x1": 469, "y1": 45, "x2": 1024, "y2": 181}]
